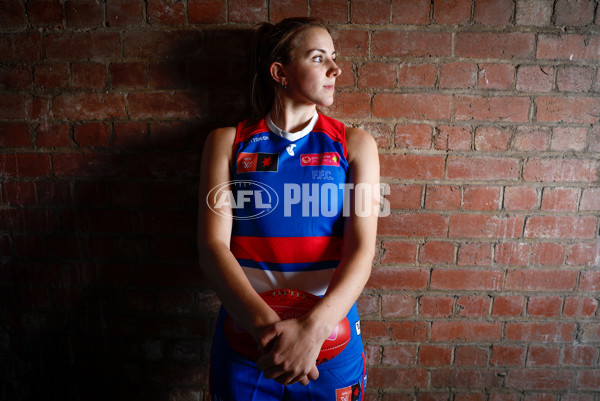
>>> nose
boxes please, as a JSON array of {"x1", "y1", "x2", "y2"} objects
[{"x1": 328, "y1": 60, "x2": 342, "y2": 78}]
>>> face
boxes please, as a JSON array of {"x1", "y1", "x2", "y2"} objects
[{"x1": 280, "y1": 27, "x2": 342, "y2": 108}]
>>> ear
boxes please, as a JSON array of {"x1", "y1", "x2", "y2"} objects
[{"x1": 270, "y1": 62, "x2": 287, "y2": 87}]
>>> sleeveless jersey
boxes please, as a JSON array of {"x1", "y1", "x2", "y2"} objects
[{"x1": 230, "y1": 114, "x2": 348, "y2": 296}]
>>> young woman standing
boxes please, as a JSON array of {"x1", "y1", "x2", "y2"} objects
[{"x1": 198, "y1": 17, "x2": 379, "y2": 401}]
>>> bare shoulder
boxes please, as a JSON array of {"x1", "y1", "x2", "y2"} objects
[
  {"x1": 345, "y1": 126, "x2": 378, "y2": 164},
  {"x1": 204, "y1": 126, "x2": 237, "y2": 160}
]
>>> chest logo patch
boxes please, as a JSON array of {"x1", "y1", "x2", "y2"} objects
[
  {"x1": 300, "y1": 152, "x2": 341, "y2": 167},
  {"x1": 237, "y1": 152, "x2": 279, "y2": 173}
]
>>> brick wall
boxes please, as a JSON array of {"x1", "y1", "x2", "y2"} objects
[{"x1": 1, "y1": 1, "x2": 598, "y2": 400}]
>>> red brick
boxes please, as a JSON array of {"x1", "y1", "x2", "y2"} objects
[
  {"x1": 516, "y1": 65, "x2": 554, "y2": 92},
  {"x1": 113, "y1": 122, "x2": 147, "y2": 148},
  {"x1": 431, "y1": 321, "x2": 502, "y2": 342},
  {"x1": 0, "y1": 94, "x2": 30, "y2": 119},
  {"x1": 537, "y1": 34, "x2": 600, "y2": 61},
  {"x1": 492, "y1": 296, "x2": 525, "y2": 317},
  {"x1": 34, "y1": 63, "x2": 69, "y2": 90},
  {"x1": 378, "y1": 212, "x2": 447, "y2": 237},
  {"x1": 355, "y1": 122, "x2": 392, "y2": 149},
  {"x1": 463, "y1": 186, "x2": 501, "y2": 211},
  {"x1": 557, "y1": 66, "x2": 594, "y2": 92},
  {"x1": 491, "y1": 345, "x2": 526, "y2": 366},
  {"x1": 0, "y1": 64, "x2": 31, "y2": 91},
  {"x1": 74, "y1": 123, "x2": 110, "y2": 147},
  {"x1": 392, "y1": 0, "x2": 430, "y2": 24},
  {"x1": 495, "y1": 242, "x2": 529, "y2": 266},
  {"x1": 474, "y1": 0, "x2": 514, "y2": 26},
  {"x1": 310, "y1": 0, "x2": 348, "y2": 23},
  {"x1": 1, "y1": 0, "x2": 26, "y2": 28},
  {"x1": 3, "y1": 182, "x2": 36, "y2": 205},
  {"x1": 524, "y1": 216, "x2": 598, "y2": 239},
  {"x1": 474, "y1": 127, "x2": 511, "y2": 151},
  {"x1": 128, "y1": 92, "x2": 204, "y2": 119},
  {"x1": 0, "y1": 208, "x2": 57, "y2": 231},
  {"x1": 563, "y1": 297, "x2": 598, "y2": 317},
  {"x1": 457, "y1": 243, "x2": 492, "y2": 266},
  {"x1": 581, "y1": 323, "x2": 600, "y2": 342},
  {"x1": 149, "y1": 62, "x2": 187, "y2": 89},
  {"x1": 418, "y1": 296, "x2": 453, "y2": 318},
  {"x1": 447, "y1": 156, "x2": 520, "y2": 181},
  {"x1": 555, "y1": 0, "x2": 596, "y2": 26},
  {"x1": 541, "y1": 187, "x2": 579, "y2": 211},
  {"x1": 419, "y1": 345, "x2": 452, "y2": 366},
  {"x1": 0, "y1": 123, "x2": 33, "y2": 147},
  {"x1": 0, "y1": 33, "x2": 42, "y2": 61},
  {"x1": 516, "y1": 0, "x2": 553, "y2": 27},
  {"x1": 71, "y1": 63, "x2": 107, "y2": 89},
  {"x1": 523, "y1": 158, "x2": 599, "y2": 182},
  {"x1": 372, "y1": 31, "x2": 452, "y2": 58},
  {"x1": 107, "y1": 0, "x2": 143, "y2": 26},
  {"x1": 440, "y1": 62, "x2": 477, "y2": 89},
  {"x1": 449, "y1": 214, "x2": 524, "y2": 239},
  {"x1": 65, "y1": 0, "x2": 104, "y2": 27},
  {"x1": 386, "y1": 184, "x2": 422, "y2": 209},
  {"x1": 148, "y1": 0, "x2": 186, "y2": 25},
  {"x1": 425, "y1": 185, "x2": 461, "y2": 210},
  {"x1": 433, "y1": 0, "x2": 471, "y2": 25},
  {"x1": 123, "y1": 30, "x2": 203, "y2": 59},
  {"x1": 456, "y1": 32, "x2": 535, "y2": 59},
  {"x1": 478, "y1": 63, "x2": 515, "y2": 90},
  {"x1": 331, "y1": 29, "x2": 368, "y2": 57},
  {"x1": 537, "y1": 96, "x2": 600, "y2": 124},
  {"x1": 505, "y1": 322, "x2": 575, "y2": 342},
  {"x1": 528, "y1": 296, "x2": 562, "y2": 317},
  {"x1": 380, "y1": 240, "x2": 417, "y2": 264},
  {"x1": 505, "y1": 270, "x2": 578, "y2": 291},
  {"x1": 362, "y1": 321, "x2": 429, "y2": 342},
  {"x1": 36, "y1": 181, "x2": 71, "y2": 205},
  {"x1": 110, "y1": 63, "x2": 147, "y2": 88},
  {"x1": 374, "y1": 93, "x2": 452, "y2": 120},
  {"x1": 368, "y1": 366, "x2": 427, "y2": 389},
  {"x1": 419, "y1": 241, "x2": 455, "y2": 264},
  {"x1": 358, "y1": 62, "x2": 396, "y2": 89},
  {"x1": 527, "y1": 346, "x2": 560, "y2": 367},
  {"x1": 188, "y1": 0, "x2": 226, "y2": 23},
  {"x1": 563, "y1": 345, "x2": 599, "y2": 366},
  {"x1": 382, "y1": 294, "x2": 416, "y2": 318},
  {"x1": 381, "y1": 345, "x2": 416, "y2": 365},
  {"x1": 530, "y1": 242, "x2": 566, "y2": 266},
  {"x1": 506, "y1": 369, "x2": 574, "y2": 391},
  {"x1": 551, "y1": 127, "x2": 587, "y2": 151},
  {"x1": 334, "y1": 60, "x2": 354, "y2": 88},
  {"x1": 456, "y1": 296, "x2": 491, "y2": 317},
  {"x1": 432, "y1": 269, "x2": 503, "y2": 291},
  {"x1": 0, "y1": 153, "x2": 51, "y2": 177},
  {"x1": 228, "y1": 0, "x2": 266, "y2": 22},
  {"x1": 580, "y1": 270, "x2": 600, "y2": 291},
  {"x1": 37, "y1": 123, "x2": 70, "y2": 148},
  {"x1": 394, "y1": 124, "x2": 432, "y2": 149},
  {"x1": 454, "y1": 345, "x2": 488, "y2": 366},
  {"x1": 513, "y1": 126, "x2": 549, "y2": 151},
  {"x1": 454, "y1": 96, "x2": 530, "y2": 122},
  {"x1": 567, "y1": 244, "x2": 600, "y2": 267},
  {"x1": 398, "y1": 63, "x2": 437, "y2": 88},
  {"x1": 53, "y1": 94, "x2": 127, "y2": 120},
  {"x1": 46, "y1": 32, "x2": 120, "y2": 60},
  {"x1": 327, "y1": 92, "x2": 370, "y2": 119},
  {"x1": 366, "y1": 267, "x2": 429, "y2": 290},
  {"x1": 434, "y1": 125, "x2": 472, "y2": 151},
  {"x1": 431, "y1": 368, "x2": 503, "y2": 389},
  {"x1": 380, "y1": 154, "x2": 444, "y2": 180},
  {"x1": 351, "y1": 0, "x2": 390, "y2": 24},
  {"x1": 576, "y1": 370, "x2": 600, "y2": 391}
]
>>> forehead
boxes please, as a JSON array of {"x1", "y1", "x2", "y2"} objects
[{"x1": 293, "y1": 27, "x2": 335, "y2": 54}]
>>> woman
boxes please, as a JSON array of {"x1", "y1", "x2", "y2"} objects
[{"x1": 198, "y1": 17, "x2": 379, "y2": 400}]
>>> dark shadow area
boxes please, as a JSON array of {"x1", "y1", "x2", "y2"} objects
[{"x1": 2, "y1": 27, "x2": 253, "y2": 401}]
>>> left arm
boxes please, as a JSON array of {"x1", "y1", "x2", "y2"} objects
[{"x1": 257, "y1": 127, "x2": 380, "y2": 384}]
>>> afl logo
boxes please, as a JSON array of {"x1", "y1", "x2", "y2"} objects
[{"x1": 206, "y1": 180, "x2": 279, "y2": 220}]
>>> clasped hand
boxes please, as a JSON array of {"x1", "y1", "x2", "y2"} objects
[{"x1": 256, "y1": 317, "x2": 323, "y2": 386}]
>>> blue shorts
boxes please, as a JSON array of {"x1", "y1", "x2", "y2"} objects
[{"x1": 209, "y1": 303, "x2": 367, "y2": 401}]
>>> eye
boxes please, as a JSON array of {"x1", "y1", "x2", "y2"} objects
[{"x1": 312, "y1": 55, "x2": 323, "y2": 62}]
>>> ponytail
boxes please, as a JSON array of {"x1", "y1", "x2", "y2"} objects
[{"x1": 248, "y1": 17, "x2": 329, "y2": 124}]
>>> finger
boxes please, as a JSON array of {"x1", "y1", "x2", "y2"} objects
[
  {"x1": 259, "y1": 326, "x2": 279, "y2": 349},
  {"x1": 308, "y1": 365, "x2": 319, "y2": 381}
]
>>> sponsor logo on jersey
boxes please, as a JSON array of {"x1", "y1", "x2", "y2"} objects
[
  {"x1": 335, "y1": 383, "x2": 361, "y2": 401},
  {"x1": 237, "y1": 152, "x2": 279, "y2": 173},
  {"x1": 300, "y1": 152, "x2": 340, "y2": 167}
]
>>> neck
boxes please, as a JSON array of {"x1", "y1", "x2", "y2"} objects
[{"x1": 269, "y1": 102, "x2": 317, "y2": 133}]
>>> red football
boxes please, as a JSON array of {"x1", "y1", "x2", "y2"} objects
[{"x1": 224, "y1": 289, "x2": 351, "y2": 365}]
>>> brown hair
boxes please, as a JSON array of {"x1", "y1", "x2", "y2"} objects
[{"x1": 248, "y1": 17, "x2": 330, "y2": 123}]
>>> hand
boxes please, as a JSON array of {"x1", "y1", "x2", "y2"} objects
[{"x1": 256, "y1": 317, "x2": 323, "y2": 385}]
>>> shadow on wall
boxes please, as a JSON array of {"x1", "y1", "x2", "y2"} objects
[{"x1": 3, "y1": 28, "x2": 253, "y2": 401}]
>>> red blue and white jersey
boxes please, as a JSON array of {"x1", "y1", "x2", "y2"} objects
[{"x1": 230, "y1": 113, "x2": 349, "y2": 296}]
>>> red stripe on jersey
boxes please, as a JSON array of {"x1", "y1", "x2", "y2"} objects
[{"x1": 230, "y1": 236, "x2": 343, "y2": 263}]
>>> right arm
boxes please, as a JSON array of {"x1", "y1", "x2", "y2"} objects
[{"x1": 197, "y1": 127, "x2": 280, "y2": 340}]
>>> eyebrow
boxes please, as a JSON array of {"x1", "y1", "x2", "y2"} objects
[{"x1": 308, "y1": 48, "x2": 337, "y2": 57}]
